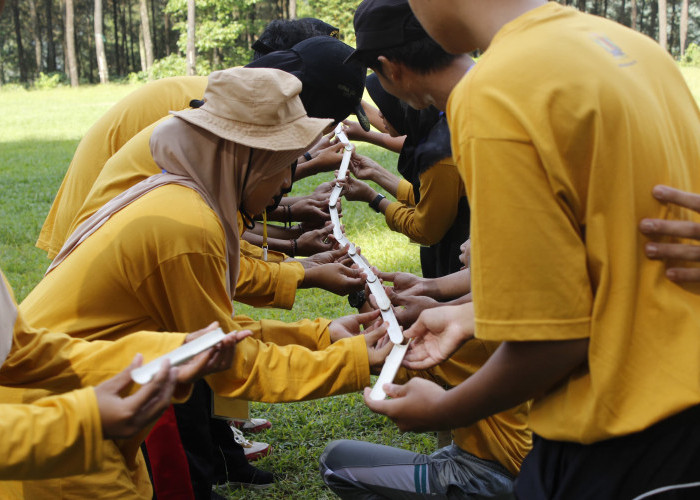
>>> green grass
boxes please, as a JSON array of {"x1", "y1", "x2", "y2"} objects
[{"x1": 1, "y1": 66, "x2": 699, "y2": 498}]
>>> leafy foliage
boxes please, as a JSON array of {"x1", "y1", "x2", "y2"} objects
[{"x1": 680, "y1": 43, "x2": 700, "y2": 67}]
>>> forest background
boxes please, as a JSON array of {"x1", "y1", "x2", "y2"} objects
[{"x1": 0, "y1": 0, "x2": 699, "y2": 88}]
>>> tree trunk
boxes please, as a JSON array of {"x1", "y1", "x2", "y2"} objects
[
  {"x1": 94, "y1": 0, "x2": 108, "y2": 83},
  {"x1": 289, "y1": 0, "x2": 296, "y2": 19},
  {"x1": 138, "y1": 0, "x2": 153, "y2": 71},
  {"x1": 164, "y1": 11, "x2": 171, "y2": 56},
  {"x1": 45, "y1": 0, "x2": 57, "y2": 72},
  {"x1": 64, "y1": 0, "x2": 79, "y2": 85},
  {"x1": 658, "y1": 0, "x2": 667, "y2": 50},
  {"x1": 186, "y1": 0, "x2": 195, "y2": 76},
  {"x1": 11, "y1": 0, "x2": 28, "y2": 83},
  {"x1": 631, "y1": 0, "x2": 638, "y2": 29},
  {"x1": 138, "y1": 29, "x2": 147, "y2": 72},
  {"x1": 127, "y1": 0, "x2": 137, "y2": 72},
  {"x1": 150, "y1": 0, "x2": 158, "y2": 58},
  {"x1": 28, "y1": 0, "x2": 43, "y2": 76},
  {"x1": 111, "y1": 0, "x2": 120, "y2": 75},
  {"x1": 680, "y1": 0, "x2": 688, "y2": 55},
  {"x1": 120, "y1": 1, "x2": 129, "y2": 71}
]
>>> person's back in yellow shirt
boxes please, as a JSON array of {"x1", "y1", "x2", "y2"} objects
[{"x1": 37, "y1": 76, "x2": 208, "y2": 259}]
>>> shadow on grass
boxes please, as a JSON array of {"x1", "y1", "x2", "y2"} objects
[{"x1": 1, "y1": 139, "x2": 78, "y2": 300}]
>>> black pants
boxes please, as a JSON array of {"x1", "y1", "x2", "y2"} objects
[
  {"x1": 516, "y1": 404, "x2": 700, "y2": 500},
  {"x1": 173, "y1": 380, "x2": 248, "y2": 499}
]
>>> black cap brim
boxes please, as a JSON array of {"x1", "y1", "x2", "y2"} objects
[{"x1": 354, "y1": 103, "x2": 371, "y2": 132}]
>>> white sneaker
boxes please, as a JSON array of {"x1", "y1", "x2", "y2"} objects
[{"x1": 231, "y1": 426, "x2": 272, "y2": 461}]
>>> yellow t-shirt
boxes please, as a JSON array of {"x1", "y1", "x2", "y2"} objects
[
  {"x1": 385, "y1": 158, "x2": 464, "y2": 246},
  {"x1": 448, "y1": 3, "x2": 700, "y2": 444},
  {"x1": 19, "y1": 184, "x2": 369, "y2": 498},
  {"x1": 397, "y1": 339, "x2": 531, "y2": 475},
  {"x1": 38, "y1": 76, "x2": 209, "y2": 259}
]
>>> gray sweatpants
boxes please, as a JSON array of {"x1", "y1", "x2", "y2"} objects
[{"x1": 320, "y1": 440, "x2": 516, "y2": 499}]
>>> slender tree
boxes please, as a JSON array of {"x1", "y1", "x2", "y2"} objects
[
  {"x1": 11, "y1": 0, "x2": 27, "y2": 82},
  {"x1": 64, "y1": 0, "x2": 79, "y2": 85},
  {"x1": 94, "y1": 0, "x2": 108, "y2": 82},
  {"x1": 28, "y1": 0, "x2": 42, "y2": 75},
  {"x1": 45, "y1": 0, "x2": 56, "y2": 71},
  {"x1": 186, "y1": 0, "x2": 195, "y2": 75},
  {"x1": 680, "y1": 0, "x2": 688, "y2": 55},
  {"x1": 631, "y1": 0, "x2": 638, "y2": 29},
  {"x1": 289, "y1": 0, "x2": 296, "y2": 19},
  {"x1": 658, "y1": 0, "x2": 668, "y2": 49},
  {"x1": 139, "y1": 0, "x2": 153, "y2": 71}
]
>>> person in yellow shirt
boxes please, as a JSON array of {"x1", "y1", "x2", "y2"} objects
[
  {"x1": 366, "y1": 1, "x2": 700, "y2": 498},
  {"x1": 0, "y1": 268, "x2": 250, "y2": 481},
  {"x1": 338, "y1": 72, "x2": 470, "y2": 279},
  {"x1": 17, "y1": 68, "x2": 392, "y2": 500}
]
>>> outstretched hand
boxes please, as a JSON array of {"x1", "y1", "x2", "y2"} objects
[
  {"x1": 639, "y1": 185, "x2": 700, "y2": 282},
  {"x1": 302, "y1": 262, "x2": 365, "y2": 295},
  {"x1": 179, "y1": 322, "x2": 252, "y2": 384},
  {"x1": 377, "y1": 271, "x2": 427, "y2": 297},
  {"x1": 402, "y1": 303, "x2": 475, "y2": 370},
  {"x1": 328, "y1": 309, "x2": 382, "y2": 342},
  {"x1": 296, "y1": 224, "x2": 338, "y2": 256},
  {"x1": 95, "y1": 354, "x2": 177, "y2": 440},
  {"x1": 363, "y1": 377, "x2": 449, "y2": 432}
]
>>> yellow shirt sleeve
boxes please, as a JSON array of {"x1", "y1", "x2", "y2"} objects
[
  {"x1": 235, "y1": 255, "x2": 304, "y2": 310},
  {"x1": 384, "y1": 160, "x2": 464, "y2": 246},
  {"x1": 458, "y1": 137, "x2": 592, "y2": 341},
  {"x1": 395, "y1": 179, "x2": 416, "y2": 206},
  {"x1": 0, "y1": 388, "x2": 104, "y2": 480}
]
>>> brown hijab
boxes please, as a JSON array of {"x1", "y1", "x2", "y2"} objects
[{"x1": 148, "y1": 117, "x2": 305, "y2": 296}]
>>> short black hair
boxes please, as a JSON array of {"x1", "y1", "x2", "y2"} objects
[
  {"x1": 252, "y1": 19, "x2": 331, "y2": 60},
  {"x1": 352, "y1": 36, "x2": 457, "y2": 75}
]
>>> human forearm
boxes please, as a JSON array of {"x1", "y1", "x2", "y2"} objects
[
  {"x1": 369, "y1": 337, "x2": 589, "y2": 432},
  {"x1": 438, "y1": 338, "x2": 589, "y2": 430},
  {"x1": 430, "y1": 269, "x2": 471, "y2": 300}
]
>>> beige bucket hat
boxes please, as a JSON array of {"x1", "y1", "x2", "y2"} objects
[{"x1": 171, "y1": 67, "x2": 332, "y2": 151}]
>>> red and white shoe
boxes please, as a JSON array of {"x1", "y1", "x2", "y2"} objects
[
  {"x1": 231, "y1": 426, "x2": 272, "y2": 462},
  {"x1": 229, "y1": 417, "x2": 272, "y2": 434}
]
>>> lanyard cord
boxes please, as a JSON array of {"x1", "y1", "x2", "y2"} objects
[{"x1": 262, "y1": 210, "x2": 268, "y2": 261}]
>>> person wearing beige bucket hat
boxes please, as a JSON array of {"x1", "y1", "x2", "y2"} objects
[{"x1": 18, "y1": 66, "x2": 394, "y2": 499}]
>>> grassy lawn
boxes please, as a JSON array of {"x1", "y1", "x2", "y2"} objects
[{"x1": 1, "y1": 66, "x2": 698, "y2": 498}]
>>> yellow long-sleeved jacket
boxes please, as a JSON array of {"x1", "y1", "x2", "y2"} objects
[
  {"x1": 0, "y1": 273, "x2": 186, "y2": 485},
  {"x1": 37, "y1": 76, "x2": 209, "y2": 259},
  {"x1": 384, "y1": 158, "x2": 465, "y2": 246},
  {"x1": 15, "y1": 184, "x2": 370, "y2": 498}
]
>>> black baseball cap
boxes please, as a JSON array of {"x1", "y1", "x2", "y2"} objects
[
  {"x1": 247, "y1": 36, "x2": 370, "y2": 131},
  {"x1": 298, "y1": 18, "x2": 340, "y2": 38},
  {"x1": 252, "y1": 18, "x2": 340, "y2": 60},
  {"x1": 345, "y1": 0, "x2": 428, "y2": 64}
]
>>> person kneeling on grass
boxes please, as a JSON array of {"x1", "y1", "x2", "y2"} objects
[
  {"x1": 0, "y1": 268, "x2": 249, "y2": 480},
  {"x1": 319, "y1": 3, "x2": 530, "y2": 498},
  {"x1": 14, "y1": 67, "x2": 392, "y2": 500}
]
